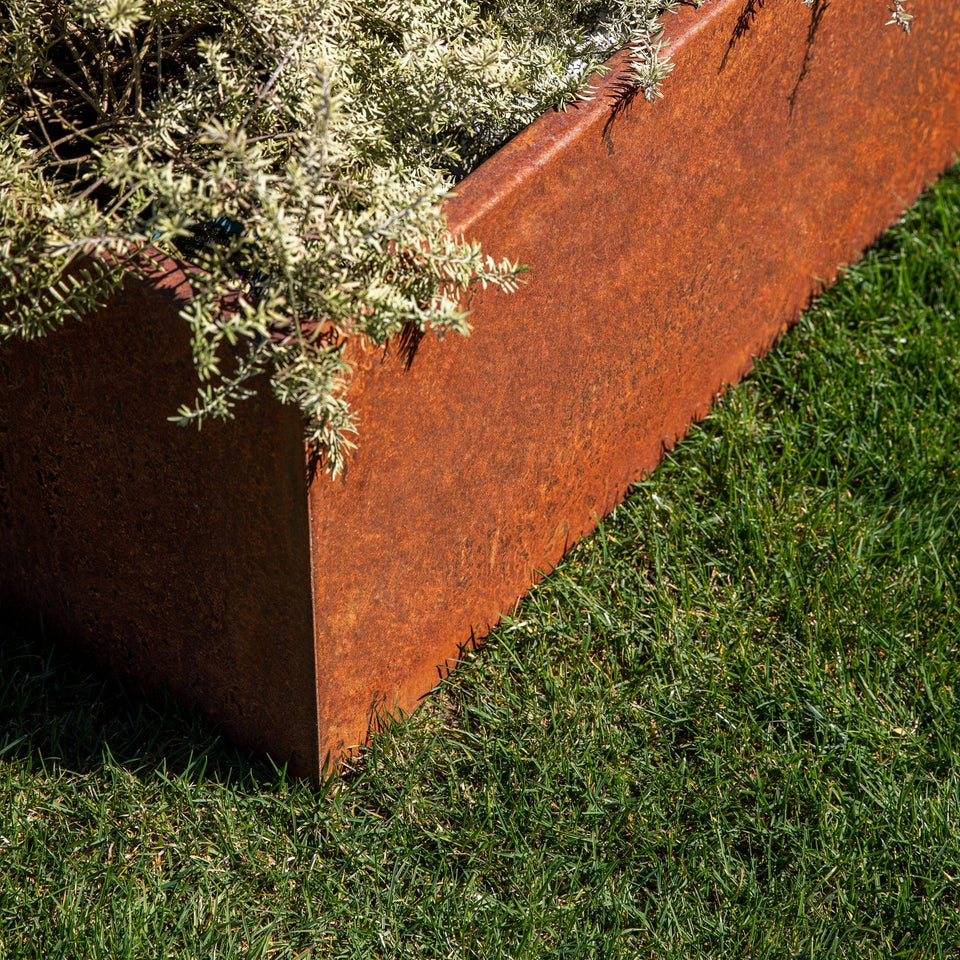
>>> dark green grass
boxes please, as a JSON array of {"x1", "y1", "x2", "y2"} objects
[{"x1": 3, "y1": 162, "x2": 960, "y2": 958}]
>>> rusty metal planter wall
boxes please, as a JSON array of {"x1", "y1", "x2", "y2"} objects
[{"x1": 2, "y1": 0, "x2": 959, "y2": 779}]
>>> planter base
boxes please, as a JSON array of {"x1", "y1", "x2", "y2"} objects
[{"x1": 2, "y1": 0, "x2": 959, "y2": 779}]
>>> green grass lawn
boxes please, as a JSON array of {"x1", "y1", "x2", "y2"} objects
[{"x1": 2, "y1": 161, "x2": 960, "y2": 958}]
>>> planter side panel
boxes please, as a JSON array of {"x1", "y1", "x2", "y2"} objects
[
  {"x1": 0, "y1": 268, "x2": 320, "y2": 777},
  {"x1": 308, "y1": 0, "x2": 960, "y2": 758}
]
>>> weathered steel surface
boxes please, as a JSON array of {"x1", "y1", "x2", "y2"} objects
[
  {"x1": 2, "y1": 0, "x2": 959, "y2": 779},
  {"x1": 307, "y1": 0, "x2": 960, "y2": 762},
  {"x1": 0, "y1": 265, "x2": 319, "y2": 775}
]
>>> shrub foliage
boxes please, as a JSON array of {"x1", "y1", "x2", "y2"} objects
[{"x1": 0, "y1": 0, "x2": 677, "y2": 473}]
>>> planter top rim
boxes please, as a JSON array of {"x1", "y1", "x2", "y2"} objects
[{"x1": 443, "y1": 0, "x2": 724, "y2": 236}]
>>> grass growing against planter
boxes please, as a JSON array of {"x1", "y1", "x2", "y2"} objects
[{"x1": 2, "y1": 160, "x2": 959, "y2": 957}]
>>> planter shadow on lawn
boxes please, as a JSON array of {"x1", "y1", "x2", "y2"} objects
[{"x1": 0, "y1": 615, "x2": 279, "y2": 790}]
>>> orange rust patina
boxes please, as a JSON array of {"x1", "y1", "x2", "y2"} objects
[{"x1": 2, "y1": 0, "x2": 960, "y2": 779}]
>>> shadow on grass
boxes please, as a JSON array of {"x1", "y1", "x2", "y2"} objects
[{"x1": 0, "y1": 609, "x2": 285, "y2": 791}]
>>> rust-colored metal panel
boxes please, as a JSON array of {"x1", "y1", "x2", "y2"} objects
[
  {"x1": 308, "y1": 0, "x2": 960, "y2": 761},
  {"x1": 0, "y1": 265, "x2": 320, "y2": 777},
  {"x1": 2, "y1": 0, "x2": 959, "y2": 779}
]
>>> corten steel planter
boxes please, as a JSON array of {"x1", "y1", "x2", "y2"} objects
[{"x1": 2, "y1": 0, "x2": 959, "y2": 779}]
